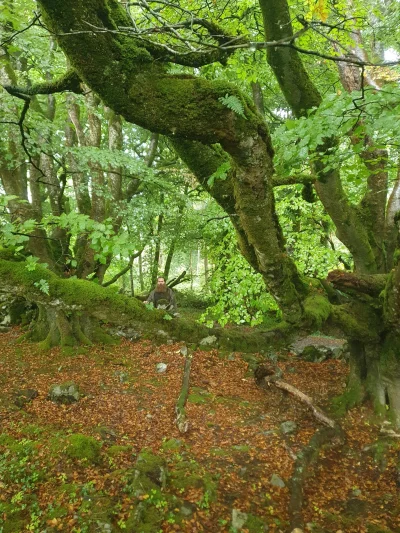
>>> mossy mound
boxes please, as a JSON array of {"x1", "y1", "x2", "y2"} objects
[
  {"x1": 105, "y1": 445, "x2": 132, "y2": 457},
  {"x1": 65, "y1": 434, "x2": 102, "y2": 463},
  {"x1": 123, "y1": 449, "x2": 167, "y2": 497},
  {"x1": 187, "y1": 387, "x2": 213, "y2": 404},
  {"x1": 169, "y1": 458, "x2": 217, "y2": 500}
]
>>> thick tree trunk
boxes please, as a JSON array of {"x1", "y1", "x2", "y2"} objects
[
  {"x1": 20, "y1": 304, "x2": 108, "y2": 349},
  {"x1": 336, "y1": 334, "x2": 400, "y2": 427}
]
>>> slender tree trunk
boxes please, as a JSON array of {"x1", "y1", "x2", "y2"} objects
[
  {"x1": 204, "y1": 253, "x2": 208, "y2": 285},
  {"x1": 151, "y1": 211, "x2": 164, "y2": 287},
  {"x1": 130, "y1": 264, "x2": 135, "y2": 297},
  {"x1": 138, "y1": 252, "x2": 144, "y2": 292}
]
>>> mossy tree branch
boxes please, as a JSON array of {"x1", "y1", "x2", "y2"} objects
[
  {"x1": 34, "y1": 0, "x2": 310, "y2": 321},
  {"x1": 2, "y1": 70, "x2": 83, "y2": 98},
  {"x1": 259, "y1": 0, "x2": 379, "y2": 275}
]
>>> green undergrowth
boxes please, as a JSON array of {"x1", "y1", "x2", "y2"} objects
[{"x1": 0, "y1": 421, "x2": 225, "y2": 533}]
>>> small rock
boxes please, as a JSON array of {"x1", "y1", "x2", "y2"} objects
[
  {"x1": 199, "y1": 335, "x2": 217, "y2": 346},
  {"x1": 180, "y1": 502, "x2": 196, "y2": 517},
  {"x1": 14, "y1": 389, "x2": 38, "y2": 408},
  {"x1": 270, "y1": 473, "x2": 285, "y2": 488},
  {"x1": 180, "y1": 345, "x2": 188, "y2": 357},
  {"x1": 280, "y1": 421, "x2": 297, "y2": 435},
  {"x1": 232, "y1": 509, "x2": 248, "y2": 530},
  {"x1": 291, "y1": 529, "x2": 304, "y2": 533},
  {"x1": 48, "y1": 382, "x2": 81, "y2": 404},
  {"x1": 156, "y1": 363, "x2": 168, "y2": 373},
  {"x1": 114, "y1": 370, "x2": 129, "y2": 383},
  {"x1": 238, "y1": 466, "x2": 247, "y2": 477}
]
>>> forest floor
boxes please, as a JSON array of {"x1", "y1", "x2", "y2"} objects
[{"x1": 0, "y1": 327, "x2": 399, "y2": 533}]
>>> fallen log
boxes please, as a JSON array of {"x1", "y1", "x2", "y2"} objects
[{"x1": 175, "y1": 345, "x2": 192, "y2": 433}]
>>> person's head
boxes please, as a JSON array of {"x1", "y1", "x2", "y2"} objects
[{"x1": 156, "y1": 276, "x2": 167, "y2": 292}]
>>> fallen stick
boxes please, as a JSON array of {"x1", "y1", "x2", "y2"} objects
[
  {"x1": 255, "y1": 363, "x2": 336, "y2": 428},
  {"x1": 175, "y1": 345, "x2": 192, "y2": 433},
  {"x1": 272, "y1": 380, "x2": 336, "y2": 428}
]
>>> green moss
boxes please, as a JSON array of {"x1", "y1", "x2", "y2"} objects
[
  {"x1": 0, "y1": 433, "x2": 17, "y2": 446},
  {"x1": 18, "y1": 424, "x2": 45, "y2": 437},
  {"x1": 169, "y1": 459, "x2": 217, "y2": 500},
  {"x1": 187, "y1": 387, "x2": 213, "y2": 404},
  {"x1": 58, "y1": 482, "x2": 80, "y2": 497},
  {"x1": 303, "y1": 294, "x2": 331, "y2": 328},
  {"x1": 161, "y1": 438, "x2": 183, "y2": 451},
  {"x1": 106, "y1": 445, "x2": 132, "y2": 457},
  {"x1": 232, "y1": 444, "x2": 250, "y2": 452},
  {"x1": 90, "y1": 325, "x2": 119, "y2": 345},
  {"x1": 125, "y1": 501, "x2": 165, "y2": 533},
  {"x1": 330, "y1": 302, "x2": 381, "y2": 342},
  {"x1": 47, "y1": 505, "x2": 68, "y2": 519},
  {"x1": 209, "y1": 447, "x2": 230, "y2": 457},
  {"x1": 123, "y1": 449, "x2": 167, "y2": 497},
  {"x1": 37, "y1": 335, "x2": 52, "y2": 351},
  {"x1": 3, "y1": 517, "x2": 27, "y2": 533},
  {"x1": 331, "y1": 382, "x2": 364, "y2": 417},
  {"x1": 65, "y1": 434, "x2": 102, "y2": 463},
  {"x1": 379, "y1": 332, "x2": 400, "y2": 374},
  {"x1": 244, "y1": 513, "x2": 268, "y2": 532}
]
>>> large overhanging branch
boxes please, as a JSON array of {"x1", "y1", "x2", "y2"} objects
[
  {"x1": 35, "y1": 7, "x2": 400, "y2": 70},
  {"x1": 327, "y1": 269, "x2": 388, "y2": 298}
]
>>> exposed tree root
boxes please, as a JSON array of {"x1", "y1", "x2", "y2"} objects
[
  {"x1": 288, "y1": 426, "x2": 344, "y2": 531},
  {"x1": 255, "y1": 363, "x2": 344, "y2": 531},
  {"x1": 175, "y1": 345, "x2": 192, "y2": 433}
]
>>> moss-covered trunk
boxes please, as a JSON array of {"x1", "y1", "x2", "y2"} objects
[
  {"x1": 33, "y1": 0, "x2": 314, "y2": 322},
  {"x1": 0, "y1": 258, "x2": 291, "y2": 351},
  {"x1": 21, "y1": 304, "x2": 110, "y2": 349},
  {"x1": 338, "y1": 334, "x2": 400, "y2": 427}
]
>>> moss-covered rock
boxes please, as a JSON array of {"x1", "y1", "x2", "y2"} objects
[
  {"x1": 161, "y1": 438, "x2": 183, "y2": 451},
  {"x1": 65, "y1": 434, "x2": 102, "y2": 463},
  {"x1": 123, "y1": 449, "x2": 167, "y2": 497},
  {"x1": 244, "y1": 513, "x2": 269, "y2": 532},
  {"x1": 106, "y1": 445, "x2": 132, "y2": 457},
  {"x1": 48, "y1": 382, "x2": 82, "y2": 404},
  {"x1": 169, "y1": 459, "x2": 217, "y2": 502}
]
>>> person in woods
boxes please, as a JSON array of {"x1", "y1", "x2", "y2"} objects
[{"x1": 144, "y1": 276, "x2": 178, "y2": 315}]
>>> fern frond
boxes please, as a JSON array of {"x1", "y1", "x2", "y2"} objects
[{"x1": 218, "y1": 94, "x2": 246, "y2": 119}]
